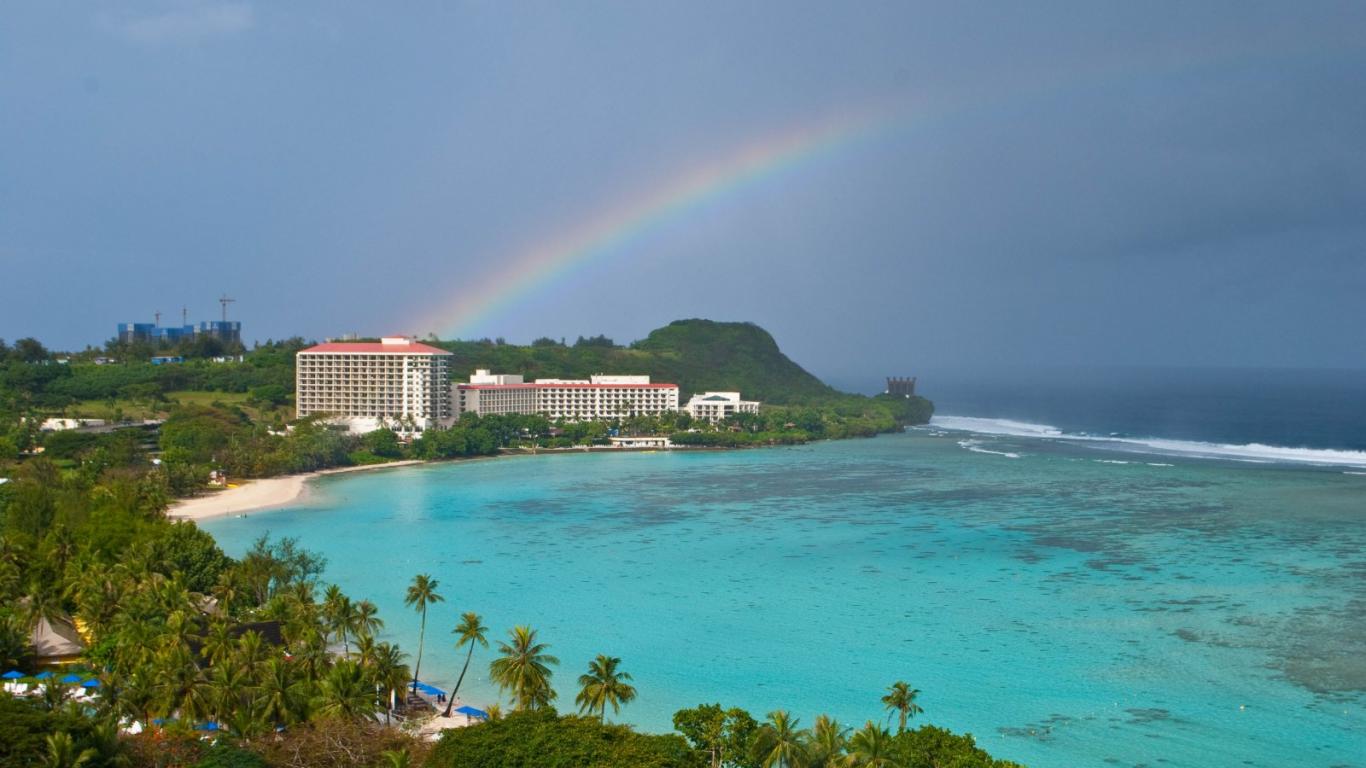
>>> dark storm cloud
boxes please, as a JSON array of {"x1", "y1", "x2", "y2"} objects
[{"x1": 0, "y1": 1, "x2": 1362, "y2": 374}]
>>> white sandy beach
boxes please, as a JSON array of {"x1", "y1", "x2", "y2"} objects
[{"x1": 166, "y1": 460, "x2": 426, "y2": 522}]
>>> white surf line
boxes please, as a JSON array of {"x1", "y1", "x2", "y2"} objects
[{"x1": 930, "y1": 415, "x2": 1366, "y2": 469}]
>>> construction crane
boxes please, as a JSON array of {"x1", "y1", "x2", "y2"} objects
[{"x1": 219, "y1": 295, "x2": 235, "y2": 323}]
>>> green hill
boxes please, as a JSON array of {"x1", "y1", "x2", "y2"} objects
[
  {"x1": 437, "y1": 319, "x2": 934, "y2": 434},
  {"x1": 442, "y1": 319, "x2": 842, "y2": 404},
  {"x1": 630, "y1": 319, "x2": 839, "y2": 403}
]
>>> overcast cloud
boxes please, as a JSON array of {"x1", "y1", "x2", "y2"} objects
[{"x1": 1, "y1": 1, "x2": 1363, "y2": 378}]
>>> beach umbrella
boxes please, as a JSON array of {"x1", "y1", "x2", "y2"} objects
[
  {"x1": 59, "y1": 673, "x2": 83, "y2": 684},
  {"x1": 195, "y1": 722, "x2": 220, "y2": 732},
  {"x1": 455, "y1": 705, "x2": 489, "y2": 720},
  {"x1": 34, "y1": 671, "x2": 53, "y2": 680},
  {"x1": 415, "y1": 681, "x2": 446, "y2": 697},
  {"x1": 82, "y1": 679, "x2": 102, "y2": 688},
  {"x1": 1, "y1": 670, "x2": 23, "y2": 679}
]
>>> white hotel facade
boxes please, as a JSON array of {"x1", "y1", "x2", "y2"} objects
[
  {"x1": 682, "y1": 391, "x2": 761, "y2": 423},
  {"x1": 456, "y1": 370, "x2": 680, "y2": 421},
  {"x1": 296, "y1": 337, "x2": 453, "y2": 433}
]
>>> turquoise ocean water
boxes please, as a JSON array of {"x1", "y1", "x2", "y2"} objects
[{"x1": 202, "y1": 428, "x2": 1365, "y2": 767}]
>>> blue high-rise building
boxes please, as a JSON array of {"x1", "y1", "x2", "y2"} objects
[
  {"x1": 116, "y1": 319, "x2": 242, "y2": 347},
  {"x1": 197, "y1": 321, "x2": 242, "y2": 346},
  {"x1": 117, "y1": 323, "x2": 157, "y2": 344}
]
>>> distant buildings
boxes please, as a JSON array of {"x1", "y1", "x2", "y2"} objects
[
  {"x1": 682, "y1": 392, "x2": 761, "y2": 423},
  {"x1": 535, "y1": 375, "x2": 680, "y2": 421},
  {"x1": 456, "y1": 371, "x2": 681, "y2": 421},
  {"x1": 885, "y1": 376, "x2": 917, "y2": 397},
  {"x1": 609, "y1": 435, "x2": 673, "y2": 449},
  {"x1": 197, "y1": 320, "x2": 242, "y2": 346},
  {"x1": 40, "y1": 418, "x2": 106, "y2": 431},
  {"x1": 456, "y1": 370, "x2": 538, "y2": 417},
  {"x1": 294, "y1": 347, "x2": 763, "y2": 437},
  {"x1": 116, "y1": 320, "x2": 242, "y2": 347},
  {"x1": 295, "y1": 337, "x2": 453, "y2": 434}
]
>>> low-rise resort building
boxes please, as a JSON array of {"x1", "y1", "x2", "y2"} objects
[
  {"x1": 456, "y1": 370, "x2": 680, "y2": 421},
  {"x1": 682, "y1": 391, "x2": 761, "y2": 423}
]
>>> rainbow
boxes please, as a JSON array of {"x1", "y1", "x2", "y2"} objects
[
  {"x1": 415, "y1": 109, "x2": 891, "y2": 338},
  {"x1": 409, "y1": 35, "x2": 1335, "y2": 339}
]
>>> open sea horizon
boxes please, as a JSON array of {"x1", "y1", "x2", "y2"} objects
[{"x1": 202, "y1": 368, "x2": 1365, "y2": 767}]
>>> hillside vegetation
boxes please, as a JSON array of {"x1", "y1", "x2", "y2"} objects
[{"x1": 444, "y1": 319, "x2": 861, "y2": 404}]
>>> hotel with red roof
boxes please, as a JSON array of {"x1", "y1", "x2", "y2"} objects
[
  {"x1": 296, "y1": 337, "x2": 453, "y2": 433},
  {"x1": 457, "y1": 369, "x2": 679, "y2": 421}
]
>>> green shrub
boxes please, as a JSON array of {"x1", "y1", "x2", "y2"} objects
[{"x1": 428, "y1": 710, "x2": 702, "y2": 768}]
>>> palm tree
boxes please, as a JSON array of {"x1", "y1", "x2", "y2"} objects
[
  {"x1": 81, "y1": 721, "x2": 129, "y2": 768},
  {"x1": 751, "y1": 710, "x2": 809, "y2": 768},
  {"x1": 115, "y1": 669, "x2": 158, "y2": 727},
  {"x1": 288, "y1": 626, "x2": 330, "y2": 684},
  {"x1": 258, "y1": 657, "x2": 309, "y2": 728},
  {"x1": 39, "y1": 732, "x2": 97, "y2": 768},
  {"x1": 313, "y1": 660, "x2": 378, "y2": 721},
  {"x1": 846, "y1": 721, "x2": 899, "y2": 768},
  {"x1": 40, "y1": 679, "x2": 69, "y2": 712},
  {"x1": 379, "y1": 749, "x2": 412, "y2": 768},
  {"x1": 443, "y1": 612, "x2": 488, "y2": 717},
  {"x1": 199, "y1": 619, "x2": 235, "y2": 667},
  {"x1": 808, "y1": 714, "x2": 850, "y2": 767},
  {"x1": 322, "y1": 584, "x2": 350, "y2": 652},
  {"x1": 353, "y1": 599, "x2": 383, "y2": 641},
  {"x1": 574, "y1": 654, "x2": 637, "y2": 721},
  {"x1": 354, "y1": 633, "x2": 381, "y2": 671},
  {"x1": 222, "y1": 703, "x2": 270, "y2": 741},
  {"x1": 153, "y1": 645, "x2": 210, "y2": 721},
  {"x1": 207, "y1": 661, "x2": 254, "y2": 725},
  {"x1": 403, "y1": 574, "x2": 443, "y2": 691},
  {"x1": 235, "y1": 629, "x2": 268, "y2": 670},
  {"x1": 371, "y1": 642, "x2": 411, "y2": 722},
  {"x1": 488, "y1": 625, "x2": 558, "y2": 711},
  {"x1": 880, "y1": 681, "x2": 922, "y2": 734}
]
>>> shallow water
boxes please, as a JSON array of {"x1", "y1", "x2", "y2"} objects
[{"x1": 202, "y1": 431, "x2": 1366, "y2": 767}]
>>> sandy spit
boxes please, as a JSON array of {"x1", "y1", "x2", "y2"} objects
[{"x1": 166, "y1": 460, "x2": 426, "y2": 522}]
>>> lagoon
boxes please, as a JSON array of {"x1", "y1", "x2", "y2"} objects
[{"x1": 201, "y1": 429, "x2": 1365, "y2": 768}]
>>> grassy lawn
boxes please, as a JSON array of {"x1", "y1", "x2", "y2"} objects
[{"x1": 64, "y1": 390, "x2": 290, "y2": 423}]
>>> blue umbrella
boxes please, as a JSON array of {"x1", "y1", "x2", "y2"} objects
[
  {"x1": 1, "y1": 670, "x2": 24, "y2": 680},
  {"x1": 59, "y1": 673, "x2": 83, "y2": 684},
  {"x1": 419, "y1": 682, "x2": 447, "y2": 697},
  {"x1": 152, "y1": 718, "x2": 172, "y2": 726},
  {"x1": 34, "y1": 671, "x2": 53, "y2": 680},
  {"x1": 195, "y1": 722, "x2": 220, "y2": 732},
  {"x1": 455, "y1": 705, "x2": 489, "y2": 719},
  {"x1": 82, "y1": 679, "x2": 102, "y2": 688}
]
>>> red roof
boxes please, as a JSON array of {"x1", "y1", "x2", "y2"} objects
[
  {"x1": 458, "y1": 382, "x2": 677, "y2": 390},
  {"x1": 299, "y1": 341, "x2": 451, "y2": 355}
]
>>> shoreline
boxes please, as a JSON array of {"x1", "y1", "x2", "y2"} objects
[
  {"x1": 164, "y1": 434, "x2": 884, "y2": 523},
  {"x1": 166, "y1": 460, "x2": 426, "y2": 522}
]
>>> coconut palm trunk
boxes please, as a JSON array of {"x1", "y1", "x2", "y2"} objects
[
  {"x1": 403, "y1": 575, "x2": 444, "y2": 697},
  {"x1": 441, "y1": 643, "x2": 475, "y2": 717},
  {"x1": 412, "y1": 607, "x2": 427, "y2": 691},
  {"x1": 443, "y1": 612, "x2": 488, "y2": 717}
]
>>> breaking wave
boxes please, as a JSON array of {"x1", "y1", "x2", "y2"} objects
[
  {"x1": 930, "y1": 415, "x2": 1366, "y2": 469},
  {"x1": 956, "y1": 439, "x2": 1020, "y2": 459}
]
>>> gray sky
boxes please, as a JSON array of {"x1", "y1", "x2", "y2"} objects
[{"x1": 2, "y1": 1, "x2": 1364, "y2": 376}]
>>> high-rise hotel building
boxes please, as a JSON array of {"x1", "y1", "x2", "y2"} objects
[{"x1": 296, "y1": 337, "x2": 453, "y2": 433}]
